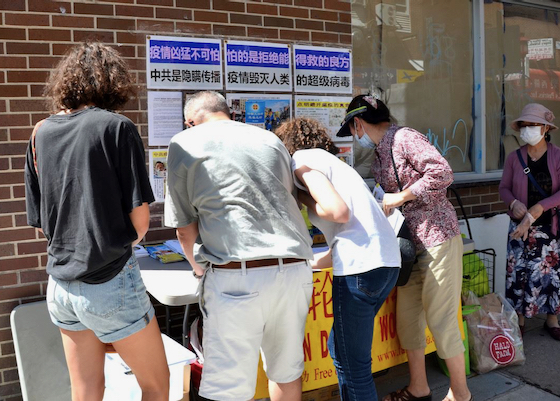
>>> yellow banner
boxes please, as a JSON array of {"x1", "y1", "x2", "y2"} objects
[{"x1": 254, "y1": 269, "x2": 462, "y2": 398}]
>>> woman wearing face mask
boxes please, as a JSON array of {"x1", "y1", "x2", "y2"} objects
[
  {"x1": 337, "y1": 95, "x2": 471, "y2": 401},
  {"x1": 499, "y1": 103, "x2": 560, "y2": 341}
]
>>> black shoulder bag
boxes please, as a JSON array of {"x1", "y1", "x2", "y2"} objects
[
  {"x1": 515, "y1": 149, "x2": 560, "y2": 229},
  {"x1": 389, "y1": 139, "x2": 417, "y2": 287}
]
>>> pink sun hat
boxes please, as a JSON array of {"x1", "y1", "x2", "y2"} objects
[{"x1": 510, "y1": 103, "x2": 557, "y2": 132}]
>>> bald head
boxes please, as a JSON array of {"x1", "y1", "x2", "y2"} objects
[{"x1": 183, "y1": 91, "x2": 231, "y2": 126}]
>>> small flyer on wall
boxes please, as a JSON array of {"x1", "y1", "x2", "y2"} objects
[
  {"x1": 336, "y1": 144, "x2": 354, "y2": 167},
  {"x1": 294, "y1": 95, "x2": 352, "y2": 140},
  {"x1": 149, "y1": 150, "x2": 168, "y2": 203},
  {"x1": 148, "y1": 91, "x2": 184, "y2": 146},
  {"x1": 226, "y1": 93, "x2": 291, "y2": 132}
]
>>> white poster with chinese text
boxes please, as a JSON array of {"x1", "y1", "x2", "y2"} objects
[
  {"x1": 147, "y1": 91, "x2": 184, "y2": 146},
  {"x1": 148, "y1": 149, "x2": 168, "y2": 203},
  {"x1": 225, "y1": 41, "x2": 291, "y2": 92},
  {"x1": 146, "y1": 35, "x2": 222, "y2": 90},
  {"x1": 294, "y1": 45, "x2": 352, "y2": 94},
  {"x1": 295, "y1": 95, "x2": 351, "y2": 140}
]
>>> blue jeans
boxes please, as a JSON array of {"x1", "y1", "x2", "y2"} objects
[{"x1": 328, "y1": 267, "x2": 399, "y2": 401}]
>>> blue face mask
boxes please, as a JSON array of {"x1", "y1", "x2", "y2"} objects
[{"x1": 354, "y1": 121, "x2": 376, "y2": 149}]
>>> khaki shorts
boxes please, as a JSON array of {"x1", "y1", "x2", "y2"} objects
[
  {"x1": 396, "y1": 235, "x2": 464, "y2": 359},
  {"x1": 199, "y1": 261, "x2": 313, "y2": 401}
]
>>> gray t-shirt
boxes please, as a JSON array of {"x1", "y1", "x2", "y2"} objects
[{"x1": 164, "y1": 120, "x2": 313, "y2": 265}]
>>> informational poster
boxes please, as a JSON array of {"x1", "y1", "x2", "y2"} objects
[
  {"x1": 527, "y1": 38, "x2": 554, "y2": 61},
  {"x1": 146, "y1": 35, "x2": 222, "y2": 90},
  {"x1": 147, "y1": 91, "x2": 184, "y2": 146},
  {"x1": 295, "y1": 96, "x2": 351, "y2": 140},
  {"x1": 294, "y1": 45, "x2": 352, "y2": 94},
  {"x1": 226, "y1": 93, "x2": 291, "y2": 131},
  {"x1": 225, "y1": 40, "x2": 292, "y2": 92},
  {"x1": 254, "y1": 269, "x2": 450, "y2": 398},
  {"x1": 149, "y1": 150, "x2": 168, "y2": 203}
]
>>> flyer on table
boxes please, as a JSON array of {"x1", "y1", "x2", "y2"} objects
[
  {"x1": 226, "y1": 93, "x2": 291, "y2": 132},
  {"x1": 225, "y1": 40, "x2": 292, "y2": 92},
  {"x1": 149, "y1": 150, "x2": 168, "y2": 203},
  {"x1": 147, "y1": 91, "x2": 184, "y2": 146},
  {"x1": 146, "y1": 35, "x2": 222, "y2": 90},
  {"x1": 293, "y1": 45, "x2": 352, "y2": 94}
]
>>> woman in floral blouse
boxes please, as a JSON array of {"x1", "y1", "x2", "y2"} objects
[
  {"x1": 499, "y1": 103, "x2": 560, "y2": 341},
  {"x1": 337, "y1": 95, "x2": 471, "y2": 401}
]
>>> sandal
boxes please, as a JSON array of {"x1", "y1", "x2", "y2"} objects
[{"x1": 385, "y1": 387, "x2": 432, "y2": 401}]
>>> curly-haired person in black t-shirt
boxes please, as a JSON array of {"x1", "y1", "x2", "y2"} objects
[{"x1": 24, "y1": 42, "x2": 169, "y2": 401}]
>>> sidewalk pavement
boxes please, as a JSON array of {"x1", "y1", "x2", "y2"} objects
[{"x1": 375, "y1": 314, "x2": 560, "y2": 400}]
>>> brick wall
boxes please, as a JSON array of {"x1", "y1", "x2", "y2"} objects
[
  {"x1": 0, "y1": 0, "x2": 505, "y2": 399},
  {"x1": 0, "y1": 0, "x2": 353, "y2": 398}
]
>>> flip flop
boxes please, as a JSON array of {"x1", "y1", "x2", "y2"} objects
[{"x1": 386, "y1": 387, "x2": 432, "y2": 401}]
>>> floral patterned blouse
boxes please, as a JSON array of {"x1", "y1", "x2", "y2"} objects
[{"x1": 371, "y1": 125, "x2": 460, "y2": 252}]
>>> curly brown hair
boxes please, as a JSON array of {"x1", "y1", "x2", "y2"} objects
[
  {"x1": 275, "y1": 117, "x2": 340, "y2": 156},
  {"x1": 43, "y1": 42, "x2": 135, "y2": 112}
]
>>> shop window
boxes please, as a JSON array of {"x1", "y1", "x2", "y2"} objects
[
  {"x1": 485, "y1": 1, "x2": 560, "y2": 170},
  {"x1": 351, "y1": 0, "x2": 474, "y2": 178}
]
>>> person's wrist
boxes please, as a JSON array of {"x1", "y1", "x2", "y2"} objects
[
  {"x1": 525, "y1": 212, "x2": 536, "y2": 225},
  {"x1": 510, "y1": 199, "x2": 518, "y2": 210}
]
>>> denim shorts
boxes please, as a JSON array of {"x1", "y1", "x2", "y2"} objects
[{"x1": 46, "y1": 254, "x2": 155, "y2": 343}]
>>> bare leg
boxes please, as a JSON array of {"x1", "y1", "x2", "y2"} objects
[
  {"x1": 546, "y1": 314, "x2": 559, "y2": 328},
  {"x1": 382, "y1": 348, "x2": 430, "y2": 401},
  {"x1": 269, "y1": 377, "x2": 302, "y2": 401},
  {"x1": 60, "y1": 328, "x2": 106, "y2": 401},
  {"x1": 443, "y1": 352, "x2": 471, "y2": 401},
  {"x1": 112, "y1": 317, "x2": 170, "y2": 401},
  {"x1": 404, "y1": 348, "x2": 431, "y2": 397}
]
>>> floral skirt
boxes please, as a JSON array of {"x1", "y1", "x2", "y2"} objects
[{"x1": 506, "y1": 221, "x2": 560, "y2": 318}]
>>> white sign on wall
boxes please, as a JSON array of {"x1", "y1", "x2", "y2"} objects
[
  {"x1": 146, "y1": 35, "x2": 222, "y2": 90},
  {"x1": 293, "y1": 45, "x2": 352, "y2": 94},
  {"x1": 225, "y1": 40, "x2": 292, "y2": 92},
  {"x1": 527, "y1": 38, "x2": 554, "y2": 61}
]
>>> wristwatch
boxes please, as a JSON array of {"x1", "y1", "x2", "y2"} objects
[{"x1": 193, "y1": 270, "x2": 204, "y2": 279}]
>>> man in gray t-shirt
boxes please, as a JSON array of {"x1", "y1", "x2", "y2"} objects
[{"x1": 164, "y1": 91, "x2": 313, "y2": 401}]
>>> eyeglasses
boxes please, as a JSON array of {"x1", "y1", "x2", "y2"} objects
[{"x1": 185, "y1": 120, "x2": 196, "y2": 128}]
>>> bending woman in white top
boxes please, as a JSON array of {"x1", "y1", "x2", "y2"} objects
[{"x1": 276, "y1": 117, "x2": 401, "y2": 401}]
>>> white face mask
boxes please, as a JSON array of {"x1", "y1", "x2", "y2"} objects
[
  {"x1": 520, "y1": 125, "x2": 544, "y2": 146},
  {"x1": 354, "y1": 121, "x2": 376, "y2": 149}
]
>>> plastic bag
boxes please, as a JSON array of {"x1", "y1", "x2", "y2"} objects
[
  {"x1": 462, "y1": 252, "x2": 490, "y2": 297},
  {"x1": 463, "y1": 291, "x2": 525, "y2": 374}
]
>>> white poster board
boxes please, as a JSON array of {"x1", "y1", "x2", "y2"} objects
[
  {"x1": 294, "y1": 95, "x2": 351, "y2": 140},
  {"x1": 225, "y1": 40, "x2": 292, "y2": 92},
  {"x1": 146, "y1": 35, "x2": 222, "y2": 90},
  {"x1": 293, "y1": 45, "x2": 352, "y2": 94},
  {"x1": 147, "y1": 91, "x2": 184, "y2": 146},
  {"x1": 226, "y1": 93, "x2": 291, "y2": 132},
  {"x1": 148, "y1": 149, "x2": 168, "y2": 203}
]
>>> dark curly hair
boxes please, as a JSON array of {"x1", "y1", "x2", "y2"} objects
[
  {"x1": 275, "y1": 117, "x2": 340, "y2": 156},
  {"x1": 43, "y1": 42, "x2": 135, "y2": 112}
]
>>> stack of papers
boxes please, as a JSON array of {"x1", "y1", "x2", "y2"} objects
[
  {"x1": 164, "y1": 240, "x2": 186, "y2": 256},
  {"x1": 133, "y1": 245, "x2": 150, "y2": 258}
]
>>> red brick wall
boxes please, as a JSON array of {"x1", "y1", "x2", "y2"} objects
[{"x1": 0, "y1": 0, "x2": 353, "y2": 398}]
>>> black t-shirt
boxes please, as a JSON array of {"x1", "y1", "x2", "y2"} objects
[
  {"x1": 25, "y1": 107, "x2": 155, "y2": 283},
  {"x1": 528, "y1": 151, "x2": 552, "y2": 227}
]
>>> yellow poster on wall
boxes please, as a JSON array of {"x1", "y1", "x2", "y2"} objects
[{"x1": 253, "y1": 268, "x2": 458, "y2": 399}]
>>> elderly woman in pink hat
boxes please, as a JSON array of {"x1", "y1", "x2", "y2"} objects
[{"x1": 499, "y1": 103, "x2": 560, "y2": 341}]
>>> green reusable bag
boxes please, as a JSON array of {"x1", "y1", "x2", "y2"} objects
[{"x1": 462, "y1": 252, "x2": 490, "y2": 297}]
